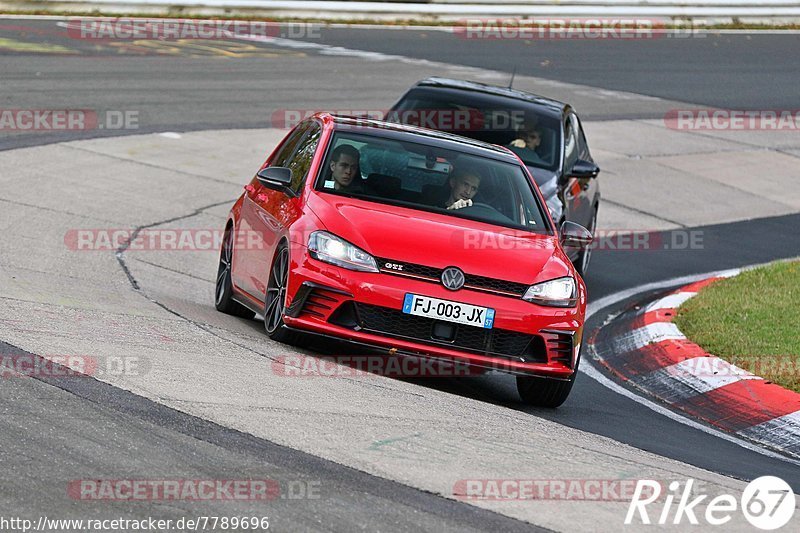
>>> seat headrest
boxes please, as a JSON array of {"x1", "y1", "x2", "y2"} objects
[{"x1": 366, "y1": 173, "x2": 401, "y2": 196}]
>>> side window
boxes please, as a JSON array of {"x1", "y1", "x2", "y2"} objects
[
  {"x1": 285, "y1": 122, "x2": 322, "y2": 193},
  {"x1": 270, "y1": 121, "x2": 312, "y2": 168},
  {"x1": 563, "y1": 114, "x2": 578, "y2": 172},
  {"x1": 574, "y1": 115, "x2": 591, "y2": 160}
]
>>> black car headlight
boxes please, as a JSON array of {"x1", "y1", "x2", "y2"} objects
[{"x1": 308, "y1": 231, "x2": 379, "y2": 272}]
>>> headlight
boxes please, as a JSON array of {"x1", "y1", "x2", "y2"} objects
[
  {"x1": 522, "y1": 277, "x2": 577, "y2": 307},
  {"x1": 308, "y1": 231, "x2": 379, "y2": 272}
]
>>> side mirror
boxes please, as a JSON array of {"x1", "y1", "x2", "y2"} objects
[
  {"x1": 569, "y1": 160, "x2": 600, "y2": 180},
  {"x1": 560, "y1": 221, "x2": 593, "y2": 248},
  {"x1": 257, "y1": 166, "x2": 293, "y2": 187}
]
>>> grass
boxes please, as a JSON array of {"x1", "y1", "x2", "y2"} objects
[{"x1": 674, "y1": 260, "x2": 800, "y2": 392}]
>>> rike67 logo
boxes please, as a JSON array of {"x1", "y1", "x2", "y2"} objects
[{"x1": 626, "y1": 476, "x2": 795, "y2": 530}]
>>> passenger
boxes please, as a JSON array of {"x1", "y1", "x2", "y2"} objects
[
  {"x1": 441, "y1": 168, "x2": 482, "y2": 210},
  {"x1": 328, "y1": 144, "x2": 363, "y2": 192}
]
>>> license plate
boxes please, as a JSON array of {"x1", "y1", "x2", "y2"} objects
[{"x1": 402, "y1": 293, "x2": 495, "y2": 329}]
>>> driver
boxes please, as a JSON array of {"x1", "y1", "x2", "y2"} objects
[
  {"x1": 510, "y1": 127, "x2": 541, "y2": 151},
  {"x1": 327, "y1": 144, "x2": 363, "y2": 192},
  {"x1": 444, "y1": 169, "x2": 481, "y2": 210},
  {"x1": 509, "y1": 123, "x2": 547, "y2": 165}
]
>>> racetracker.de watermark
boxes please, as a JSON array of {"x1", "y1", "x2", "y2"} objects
[
  {"x1": 0, "y1": 109, "x2": 138, "y2": 131},
  {"x1": 664, "y1": 109, "x2": 800, "y2": 130},
  {"x1": 0, "y1": 354, "x2": 149, "y2": 379},
  {"x1": 64, "y1": 228, "x2": 267, "y2": 252},
  {"x1": 67, "y1": 479, "x2": 320, "y2": 501},
  {"x1": 271, "y1": 108, "x2": 525, "y2": 131},
  {"x1": 664, "y1": 356, "x2": 800, "y2": 379},
  {"x1": 453, "y1": 479, "x2": 662, "y2": 501},
  {"x1": 65, "y1": 18, "x2": 321, "y2": 40},
  {"x1": 449, "y1": 229, "x2": 704, "y2": 251},
  {"x1": 272, "y1": 354, "x2": 479, "y2": 378},
  {"x1": 453, "y1": 18, "x2": 702, "y2": 40}
]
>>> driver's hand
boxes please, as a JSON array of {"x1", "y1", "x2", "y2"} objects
[
  {"x1": 447, "y1": 198, "x2": 472, "y2": 210},
  {"x1": 510, "y1": 138, "x2": 526, "y2": 148}
]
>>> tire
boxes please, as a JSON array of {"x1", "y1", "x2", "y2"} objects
[
  {"x1": 263, "y1": 242, "x2": 302, "y2": 345},
  {"x1": 215, "y1": 224, "x2": 256, "y2": 319},
  {"x1": 516, "y1": 355, "x2": 580, "y2": 408},
  {"x1": 575, "y1": 205, "x2": 598, "y2": 278}
]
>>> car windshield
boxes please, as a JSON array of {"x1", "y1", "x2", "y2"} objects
[
  {"x1": 390, "y1": 91, "x2": 562, "y2": 172},
  {"x1": 316, "y1": 131, "x2": 550, "y2": 233}
]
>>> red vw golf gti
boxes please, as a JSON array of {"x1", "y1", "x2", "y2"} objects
[{"x1": 216, "y1": 113, "x2": 592, "y2": 406}]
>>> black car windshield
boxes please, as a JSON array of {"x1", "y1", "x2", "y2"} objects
[
  {"x1": 316, "y1": 131, "x2": 550, "y2": 234},
  {"x1": 390, "y1": 92, "x2": 562, "y2": 172}
]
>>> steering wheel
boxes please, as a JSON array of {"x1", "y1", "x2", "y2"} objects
[
  {"x1": 461, "y1": 202, "x2": 498, "y2": 213},
  {"x1": 459, "y1": 202, "x2": 516, "y2": 225}
]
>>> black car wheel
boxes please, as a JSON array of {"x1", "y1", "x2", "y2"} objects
[
  {"x1": 575, "y1": 206, "x2": 598, "y2": 277},
  {"x1": 264, "y1": 243, "x2": 301, "y2": 344},
  {"x1": 517, "y1": 355, "x2": 580, "y2": 408},
  {"x1": 215, "y1": 225, "x2": 256, "y2": 319}
]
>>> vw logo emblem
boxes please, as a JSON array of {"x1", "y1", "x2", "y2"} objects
[{"x1": 441, "y1": 267, "x2": 465, "y2": 291}]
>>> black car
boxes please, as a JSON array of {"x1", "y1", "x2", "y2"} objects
[{"x1": 389, "y1": 77, "x2": 600, "y2": 275}]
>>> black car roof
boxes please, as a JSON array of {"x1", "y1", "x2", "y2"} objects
[
  {"x1": 328, "y1": 114, "x2": 521, "y2": 163},
  {"x1": 410, "y1": 77, "x2": 568, "y2": 119}
]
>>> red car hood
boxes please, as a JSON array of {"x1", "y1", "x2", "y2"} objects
[{"x1": 306, "y1": 193, "x2": 573, "y2": 285}]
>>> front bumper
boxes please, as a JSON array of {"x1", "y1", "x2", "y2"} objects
[{"x1": 283, "y1": 246, "x2": 584, "y2": 379}]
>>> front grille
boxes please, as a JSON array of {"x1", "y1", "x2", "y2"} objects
[
  {"x1": 374, "y1": 257, "x2": 528, "y2": 297},
  {"x1": 380, "y1": 260, "x2": 441, "y2": 279},
  {"x1": 352, "y1": 303, "x2": 545, "y2": 361},
  {"x1": 464, "y1": 273, "x2": 528, "y2": 296}
]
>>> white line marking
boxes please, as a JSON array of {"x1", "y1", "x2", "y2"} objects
[
  {"x1": 738, "y1": 411, "x2": 800, "y2": 454},
  {"x1": 645, "y1": 291, "x2": 696, "y2": 312},
  {"x1": 655, "y1": 356, "x2": 762, "y2": 395},
  {"x1": 614, "y1": 322, "x2": 685, "y2": 353},
  {"x1": 586, "y1": 268, "x2": 742, "y2": 319}
]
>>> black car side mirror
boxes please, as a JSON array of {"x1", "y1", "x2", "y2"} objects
[
  {"x1": 256, "y1": 166, "x2": 297, "y2": 196},
  {"x1": 569, "y1": 160, "x2": 600, "y2": 179},
  {"x1": 257, "y1": 166, "x2": 292, "y2": 187},
  {"x1": 560, "y1": 221, "x2": 593, "y2": 248}
]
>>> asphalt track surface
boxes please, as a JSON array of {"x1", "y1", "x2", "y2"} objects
[
  {"x1": 290, "y1": 27, "x2": 800, "y2": 112},
  {"x1": 1, "y1": 17, "x2": 800, "y2": 530}
]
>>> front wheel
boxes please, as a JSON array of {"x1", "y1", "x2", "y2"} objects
[
  {"x1": 516, "y1": 354, "x2": 580, "y2": 408},
  {"x1": 263, "y1": 243, "x2": 301, "y2": 345},
  {"x1": 516, "y1": 374, "x2": 576, "y2": 408}
]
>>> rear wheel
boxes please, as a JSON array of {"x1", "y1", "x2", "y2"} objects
[
  {"x1": 263, "y1": 243, "x2": 301, "y2": 345},
  {"x1": 215, "y1": 224, "x2": 255, "y2": 319}
]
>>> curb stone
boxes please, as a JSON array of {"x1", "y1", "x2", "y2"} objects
[{"x1": 591, "y1": 271, "x2": 800, "y2": 459}]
